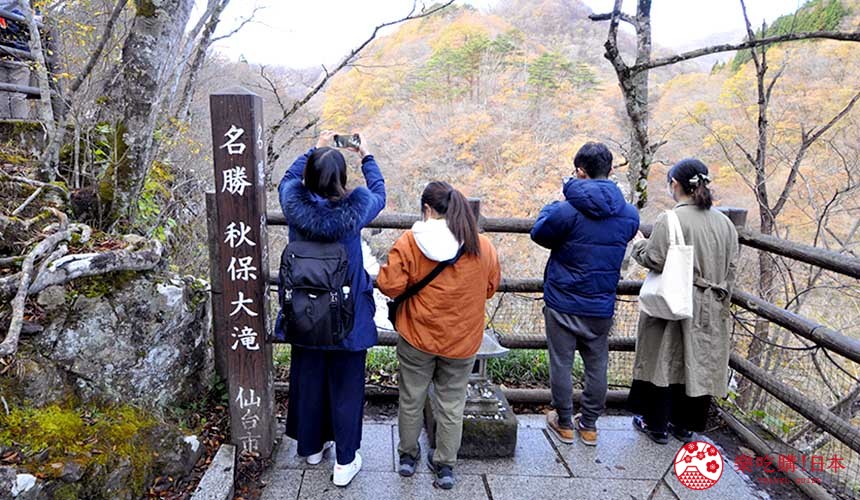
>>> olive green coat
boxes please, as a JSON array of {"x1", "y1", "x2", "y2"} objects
[{"x1": 631, "y1": 203, "x2": 739, "y2": 398}]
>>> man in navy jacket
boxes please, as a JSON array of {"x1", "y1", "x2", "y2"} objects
[{"x1": 531, "y1": 142, "x2": 639, "y2": 446}]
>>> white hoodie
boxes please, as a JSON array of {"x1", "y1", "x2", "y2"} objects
[{"x1": 411, "y1": 218, "x2": 460, "y2": 262}]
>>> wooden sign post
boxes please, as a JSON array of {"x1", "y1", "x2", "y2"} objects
[{"x1": 209, "y1": 87, "x2": 275, "y2": 458}]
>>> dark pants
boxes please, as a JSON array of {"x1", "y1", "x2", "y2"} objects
[
  {"x1": 286, "y1": 346, "x2": 367, "y2": 464},
  {"x1": 544, "y1": 307, "x2": 613, "y2": 429},
  {"x1": 627, "y1": 380, "x2": 711, "y2": 433}
]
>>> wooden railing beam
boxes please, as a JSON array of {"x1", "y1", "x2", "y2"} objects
[
  {"x1": 730, "y1": 353, "x2": 860, "y2": 454},
  {"x1": 268, "y1": 207, "x2": 860, "y2": 278}
]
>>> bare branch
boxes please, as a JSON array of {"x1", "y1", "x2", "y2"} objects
[
  {"x1": 589, "y1": 11, "x2": 635, "y2": 26},
  {"x1": 12, "y1": 186, "x2": 44, "y2": 216},
  {"x1": 176, "y1": 0, "x2": 234, "y2": 121},
  {"x1": 27, "y1": 238, "x2": 163, "y2": 295},
  {"x1": 635, "y1": 29, "x2": 860, "y2": 74},
  {"x1": 269, "y1": 117, "x2": 319, "y2": 168},
  {"x1": 266, "y1": 0, "x2": 455, "y2": 165},
  {"x1": 258, "y1": 66, "x2": 287, "y2": 113},
  {"x1": 771, "y1": 89, "x2": 860, "y2": 217},
  {"x1": 211, "y1": 5, "x2": 263, "y2": 43},
  {"x1": 0, "y1": 220, "x2": 71, "y2": 357},
  {"x1": 68, "y1": 0, "x2": 129, "y2": 96},
  {"x1": 0, "y1": 171, "x2": 69, "y2": 202}
]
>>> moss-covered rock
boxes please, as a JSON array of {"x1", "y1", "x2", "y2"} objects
[
  {"x1": 31, "y1": 272, "x2": 212, "y2": 409},
  {"x1": 0, "y1": 401, "x2": 200, "y2": 499}
]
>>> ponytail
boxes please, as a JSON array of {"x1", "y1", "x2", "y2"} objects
[
  {"x1": 420, "y1": 181, "x2": 480, "y2": 255},
  {"x1": 668, "y1": 158, "x2": 713, "y2": 210},
  {"x1": 690, "y1": 183, "x2": 713, "y2": 210}
]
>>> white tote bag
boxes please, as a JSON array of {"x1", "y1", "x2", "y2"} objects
[{"x1": 638, "y1": 210, "x2": 694, "y2": 320}]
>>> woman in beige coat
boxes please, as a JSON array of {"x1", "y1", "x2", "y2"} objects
[{"x1": 628, "y1": 158, "x2": 739, "y2": 444}]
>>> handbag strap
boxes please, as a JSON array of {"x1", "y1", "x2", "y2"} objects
[
  {"x1": 665, "y1": 210, "x2": 686, "y2": 246},
  {"x1": 393, "y1": 246, "x2": 464, "y2": 305}
]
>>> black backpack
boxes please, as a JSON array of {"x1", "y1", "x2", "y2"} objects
[{"x1": 276, "y1": 240, "x2": 355, "y2": 346}]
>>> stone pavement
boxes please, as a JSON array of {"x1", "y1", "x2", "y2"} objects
[{"x1": 260, "y1": 415, "x2": 769, "y2": 500}]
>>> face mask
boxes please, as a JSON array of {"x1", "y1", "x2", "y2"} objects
[{"x1": 667, "y1": 183, "x2": 675, "y2": 200}]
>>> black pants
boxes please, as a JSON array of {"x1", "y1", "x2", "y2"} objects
[
  {"x1": 286, "y1": 346, "x2": 367, "y2": 464},
  {"x1": 627, "y1": 380, "x2": 711, "y2": 433}
]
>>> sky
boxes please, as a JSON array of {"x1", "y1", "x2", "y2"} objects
[{"x1": 206, "y1": 0, "x2": 806, "y2": 68}]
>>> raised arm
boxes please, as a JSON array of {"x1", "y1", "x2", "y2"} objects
[
  {"x1": 281, "y1": 148, "x2": 312, "y2": 184},
  {"x1": 359, "y1": 154, "x2": 386, "y2": 225},
  {"x1": 278, "y1": 148, "x2": 312, "y2": 211}
]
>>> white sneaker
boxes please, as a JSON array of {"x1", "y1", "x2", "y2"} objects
[
  {"x1": 306, "y1": 441, "x2": 334, "y2": 465},
  {"x1": 332, "y1": 451, "x2": 362, "y2": 487}
]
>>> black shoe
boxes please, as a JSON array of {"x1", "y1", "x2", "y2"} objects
[
  {"x1": 428, "y1": 450, "x2": 455, "y2": 490},
  {"x1": 668, "y1": 423, "x2": 694, "y2": 442},
  {"x1": 399, "y1": 450, "x2": 418, "y2": 477},
  {"x1": 633, "y1": 415, "x2": 669, "y2": 445}
]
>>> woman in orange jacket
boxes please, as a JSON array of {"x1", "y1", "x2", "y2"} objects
[{"x1": 377, "y1": 181, "x2": 501, "y2": 490}]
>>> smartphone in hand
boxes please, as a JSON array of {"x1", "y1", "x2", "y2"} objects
[{"x1": 333, "y1": 134, "x2": 361, "y2": 149}]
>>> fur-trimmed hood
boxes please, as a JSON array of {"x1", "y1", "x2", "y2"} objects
[{"x1": 280, "y1": 179, "x2": 372, "y2": 241}]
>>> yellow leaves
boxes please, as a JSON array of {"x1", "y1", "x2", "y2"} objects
[
  {"x1": 447, "y1": 111, "x2": 493, "y2": 163},
  {"x1": 719, "y1": 66, "x2": 754, "y2": 108},
  {"x1": 322, "y1": 66, "x2": 397, "y2": 129},
  {"x1": 430, "y1": 15, "x2": 491, "y2": 51},
  {"x1": 689, "y1": 101, "x2": 710, "y2": 121}
]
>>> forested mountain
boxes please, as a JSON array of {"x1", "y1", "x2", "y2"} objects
[
  {"x1": 239, "y1": 0, "x2": 855, "y2": 286},
  {"x1": 301, "y1": 0, "x2": 855, "y2": 226}
]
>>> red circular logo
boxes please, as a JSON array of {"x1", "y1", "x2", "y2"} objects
[{"x1": 674, "y1": 441, "x2": 724, "y2": 490}]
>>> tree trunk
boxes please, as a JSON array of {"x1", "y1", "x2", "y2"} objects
[
  {"x1": 175, "y1": 0, "x2": 229, "y2": 122},
  {"x1": 621, "y1": 69, "x2": 651, "y2": 207},
  {"x1": 593, "y1": 0, "x2": 655, "y2": 207},
  {"x1": 98, "y1": 0, "x2": 194, "y2": 228},
  {"x1": 738, "y1": 17, "x2": 775, "y2": 410}
]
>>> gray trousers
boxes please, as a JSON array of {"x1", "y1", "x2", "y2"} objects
[
  {"x1": 396, "y1": 336, "x2": 475, "y2": 467},
  {"x1": 544, "y1": 307, "x2": 612, "y2": 429}
]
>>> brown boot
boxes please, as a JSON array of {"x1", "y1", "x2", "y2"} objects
[
  {"x1": 573, "y1": 413, "x2": 598, "y2": 446},
  {"x1": 546, "y1": 410, "x2": 574, "y2": 444}
]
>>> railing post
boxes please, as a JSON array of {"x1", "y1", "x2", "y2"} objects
[
  {"x1": 717, "y1": 207, "x2": 748, "y2": 229},
  {"x1": 209, "y1": 87, "x2": 275, "y2": 458},
  {"x1": 468, "y1": 197, "x2": 482, "y2": 232},
  {"x1": 205, "y1": 192, "x2": 228, "y2": 380}
]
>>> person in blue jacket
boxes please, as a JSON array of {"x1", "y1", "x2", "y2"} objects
[
  {"x1": 531, "y1": 142, "x2": 639, "y2": 447},
  {"x1": 277, "y1": 130, "x2": 385, "y2": 487}
]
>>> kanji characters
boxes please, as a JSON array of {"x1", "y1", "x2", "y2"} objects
[
  {"x1": 224, "y1": 221, "x2": 256, "y2": 248},
  {"x1": 239, "y1": 432, "x2": 262, "y2": 454},
  {"x1": 231, "y1": 325, "x2": 260, "y2": 351},
  {"x1": 228, "y1": 255, "x2": 258, "y2": 281},
  {"x1": 240, "y1": 408, "x2": 260, "y2": 430},
  {"x1": 827, "y1": 455, "x2": 846, "y2": 472},
  {"x1": 810, "y1": 455, "x2": 825, "y2": 472},
  {"x1": 220, "y1": 124, "x2": 247, "y2": 155},
  {"x1": 229, "y1": 291, "x2": 258, "y2": 317},
  {"x1": 735, "y1": 454, "x2": 755, "y2": 474},
  {"x1": 756, "y1": 455, "x2": 776, "y2": 474},
  {"x1": 222, "y1": 166, "x2": 252, "y2": 196},
  {"x1": 235, "y1": 386, "x2": 261, "y2": 409}
]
